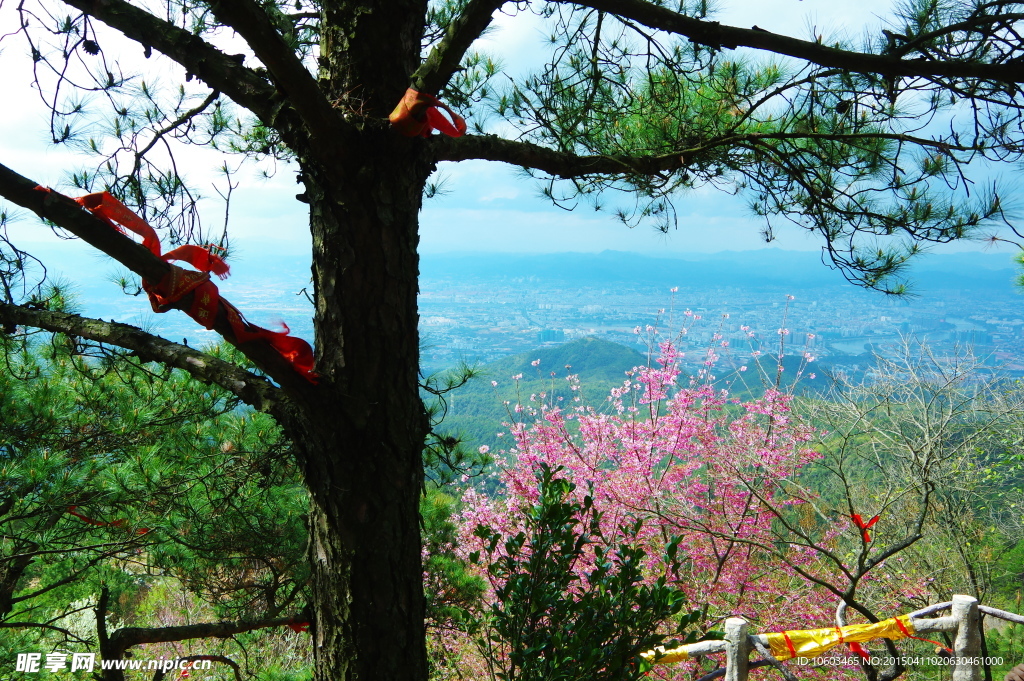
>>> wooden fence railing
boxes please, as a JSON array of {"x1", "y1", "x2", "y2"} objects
[{"x1": 644, "y1": 595, "x2": 1024, "y2": 681}]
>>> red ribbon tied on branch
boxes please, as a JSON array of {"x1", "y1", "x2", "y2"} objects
[
  {"x1": 389, "y1": 88, "x2": 467, "y2": 138},
  {"x1": 851, "y1": 513, "x2": 880, "y2": 542},
  {"x1": 47, "y1": 189, "x2": 317, "y2": 382},
  {"x1": 67, "y1": 506, "x2": 149, "y2": 535},
  {"x1": 893, "y1": 615, "x2": 953, "y2": 653}
]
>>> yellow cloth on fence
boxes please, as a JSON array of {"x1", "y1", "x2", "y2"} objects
[
  {"x1": 764, "y1": 615, "x2": 915, "y2": 661},
  {"x1": 640, "y1": 615, "x2": 915, "y2": 665}
]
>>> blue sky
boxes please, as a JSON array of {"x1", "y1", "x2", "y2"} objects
[{"x1": 1, "y1": 0, "x2": 1021, "y2": 263}]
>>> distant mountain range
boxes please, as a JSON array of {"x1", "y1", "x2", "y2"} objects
[{"x1": 430, "y1": 335, "x2": 845, "y2": 454}]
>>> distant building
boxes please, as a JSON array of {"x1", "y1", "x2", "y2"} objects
[{"x1": 538, "y1": 329, "x2": 566, "y2": 343}]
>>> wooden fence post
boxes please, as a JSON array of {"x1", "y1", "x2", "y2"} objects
[
  {"x1": 725, "y1": 617, "x2": 750, "y2": 681},
  {"x1": 952, "y1": 594, "x2": 981, "y2": 681}
]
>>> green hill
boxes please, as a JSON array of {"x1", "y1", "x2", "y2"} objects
[
  {"x1": 480, "y1": 335, "x2": 649, "y2": 384},
  {"x1": 428, "y1": 337, "x2": 647, "y2": 453}
]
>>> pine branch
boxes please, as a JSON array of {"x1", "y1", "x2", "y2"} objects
[
  {"x1": 4, "y1": 542, "x2": 139, "y2": 563},
  {"x1": 0, "y1": 303, "x2": 286, "y2": 415},
  {"x1": 106, "y1": 615, "x2": 304, "y2": 656},
  {"x1": 130, "y1": 90, "x2": 222, "y2": 181},
  {"x1": 433, "y1": 130, "x2": 972, "y2": 178},
  {"x1": 56, "y1": 0, "x2": 279, "y2": 121},
  {"x1": 54, "y1": 0, "x2": 349, "y2": 174},
  {"x1": 0, "y1": 161, "x2": 316, "y2": 398},
  {"x1": 564, "y1": 0, "x2": 1024, "y2": 83},
  {"x1": 204, "y1": 0, "x2": 349, "y2": 160},
  {"x1": 888, "y1": 13, "x2": 1024, "y2": 58},
  {"x1": 412, "y1": 0, "x2": 507, "y2": 95},
  {"x1": 430, "y1": 133, "x2": 687, "y2": 177},
  {"x1": 10, "y1": 552, "x2": 124, "y2": 605}
]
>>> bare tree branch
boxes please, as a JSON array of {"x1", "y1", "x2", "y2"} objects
[
  {"x1": 56, "y1": 0, "x2": 279, "y2": 120},
  {"x1": 412, "y1": 0, "x2": 507, "y2": 95},
  {"x1": 0, "y1": 620, "x2": 90, "y2": 643},
  {"x1": 0, "y1": 302, "x2": 286, "y2": 415},
  {"x1": 564, "y1": 0, "x2": 1024, "y2": 83},
  {"x1": 107, "y1": 615, "x2": 305, "y2": 655}
]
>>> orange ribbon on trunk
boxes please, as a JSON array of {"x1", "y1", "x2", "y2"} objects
[{"x1": 389, "y1": 88, "x2": 466, "y2": 138}]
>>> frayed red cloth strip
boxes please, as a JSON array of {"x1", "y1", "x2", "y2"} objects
[
  {"x1": 36, "y1": 187, "x2": 317, "y2": 382},
  {"x1": 67, "y1": 506, "x2": 149, "y2": 535},
  {"x1": 389, "y1": 88, "x2": 466, "y2": 138}
]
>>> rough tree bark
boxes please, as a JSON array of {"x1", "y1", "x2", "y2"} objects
[
  {"x1": 295, "y1": 3, "x2": 434, "y2": 676},
  {"x1": 299, "y1": 138, "x2": 434, "y2": 680}
]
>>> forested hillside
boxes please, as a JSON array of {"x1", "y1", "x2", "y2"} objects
[{"x1": 430, "y1": 336, "x2": 645, "y2": 453}]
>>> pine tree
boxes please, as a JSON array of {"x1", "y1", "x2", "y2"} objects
[{"x1": 0, "y1": 316, "x2": 309, "y2": 676}]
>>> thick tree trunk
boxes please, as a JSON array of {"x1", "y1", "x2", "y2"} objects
[
  {"x1": 298, "y1": 134, "x2": 432, "y2": 680},
  {"x1": 262, "y1": 0, "x2": 433, "y2": 677}
]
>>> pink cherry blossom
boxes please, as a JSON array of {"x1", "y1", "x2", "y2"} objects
[{"x1": 455, "y1": 340, "x2": 918, "y2": 681}]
